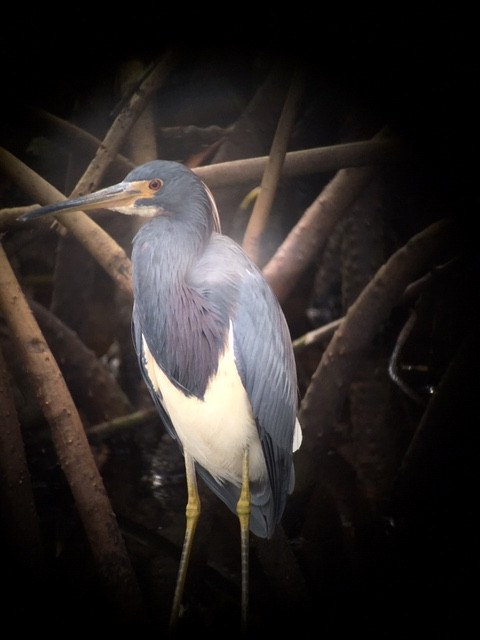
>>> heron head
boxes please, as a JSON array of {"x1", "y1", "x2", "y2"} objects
[{"x1": 20, "y1": 160, "x2": 221, "y2": 231}]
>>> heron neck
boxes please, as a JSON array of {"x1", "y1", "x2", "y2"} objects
[
  {"x1": 131, "y1": 213, "x2": 224, "y2": 398},
  {"x1": 133, "y1": 213, "x2": 208, "y2": 287}
]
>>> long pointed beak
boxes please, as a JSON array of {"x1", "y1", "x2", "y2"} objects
[{"x1": 19, "y1": 182, "x2": 141, "y2": 221}]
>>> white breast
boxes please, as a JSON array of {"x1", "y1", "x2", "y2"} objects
[{"x1": 142, "y1": 324, "x2": 267, "y2": 486}]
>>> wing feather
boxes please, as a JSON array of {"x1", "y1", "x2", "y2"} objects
[
  {"x1": 133, "y1": 231, "x2": 300, "y2": 538},
  {"x1": 190, "y1": 235, "x2": 299, "y2": 535}
]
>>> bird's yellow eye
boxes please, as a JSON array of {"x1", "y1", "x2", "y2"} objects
[{"x1": 149, "y1": 178, "x2": 163, "y2": 191}]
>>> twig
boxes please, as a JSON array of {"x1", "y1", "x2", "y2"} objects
[
  {"x1": 86, "y1": 407, "x2": 160, "y2": 441},
  {"x1": 293, "y1": 318, "x2": 342, "y2": 353},
  {"x1": 71, "y1": 51, "x2": 175, "y2": 198},
  {"x1": 242, "y1": 68, "x2": 304, "y2": 264},
  {"x1": 118, "y1": 59, "x2": 158, "y2": 164},
  {"x1": 293, "y1": 259, "x2": 459, "y2": 354}
]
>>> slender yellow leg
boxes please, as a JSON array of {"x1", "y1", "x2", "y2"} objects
[
  {"x1": 236, "y1": 448, "x2": 250, "y2": 633},
  {"x1": 169, "y1": 451, "x2": 200, "y2": 633}
]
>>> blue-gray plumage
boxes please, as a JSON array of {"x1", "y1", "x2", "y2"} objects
[
  {"x1": 19, "y1": 159, "x2": 302, "y2": 626},
  {"x1": 128, "y1": 161, "x2": 301, "y2": 538}
]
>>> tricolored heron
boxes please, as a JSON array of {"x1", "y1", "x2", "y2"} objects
[{"x1": 20, "y1": 160, "x2": 302, "y2": 630}]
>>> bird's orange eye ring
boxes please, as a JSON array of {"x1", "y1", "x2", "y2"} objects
[{"x1": 149, "y1": 178, "x2": 163, "y2": 191}]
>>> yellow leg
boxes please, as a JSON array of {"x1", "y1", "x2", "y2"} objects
[
  {"x1": 169, "y1": 451, "x2": 200, "y2": 633},
  {"x1": 236, "y1": 448, "x2": 250, "y2": 633}
]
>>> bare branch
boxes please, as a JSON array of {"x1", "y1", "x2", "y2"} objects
[
  {"x1": 119, "y1": 59, "x2": 159, "y2": 165},
  {"x1": 293, "y1": 318, "x2": 342, "y2": 353},
  {"x1": 71, "y1": 52, "x2": 175, "y2": 198},
  {"x1": 29, "y1": 299, "x2": 134, "y2": 424},
  {"x1": 194, "y1": 137, "x2": 405, "y2": 187},
  {"x1": 0, "y1": 345, "x2": 45, "y2": 572},
  {"x1": 28, "y1": 107, "x2": 134, "y2": 174},
  {"x1": 242, "y1": 68, "x2": 304, "y2": 263},
  {"x1": 0, "y1": 147, "x2": 133, "y2": 298},
  {"x1": 0, "y1": 246, "x2": 144, "y2": 621},
  {"x1": 263, "y1": 162, "x2": 376, "y2": 302},
  {"x1": 295, "y1": 218, "x2": 454, "y2": 493}
]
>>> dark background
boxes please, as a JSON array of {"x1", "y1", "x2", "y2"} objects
[{"x1": 1, "y1": 12, "x2": 477, "y2": 639}]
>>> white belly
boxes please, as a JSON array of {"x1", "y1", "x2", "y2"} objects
[{"x1": 142, "y1": 327, "x2": 267, "y2": 486}]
